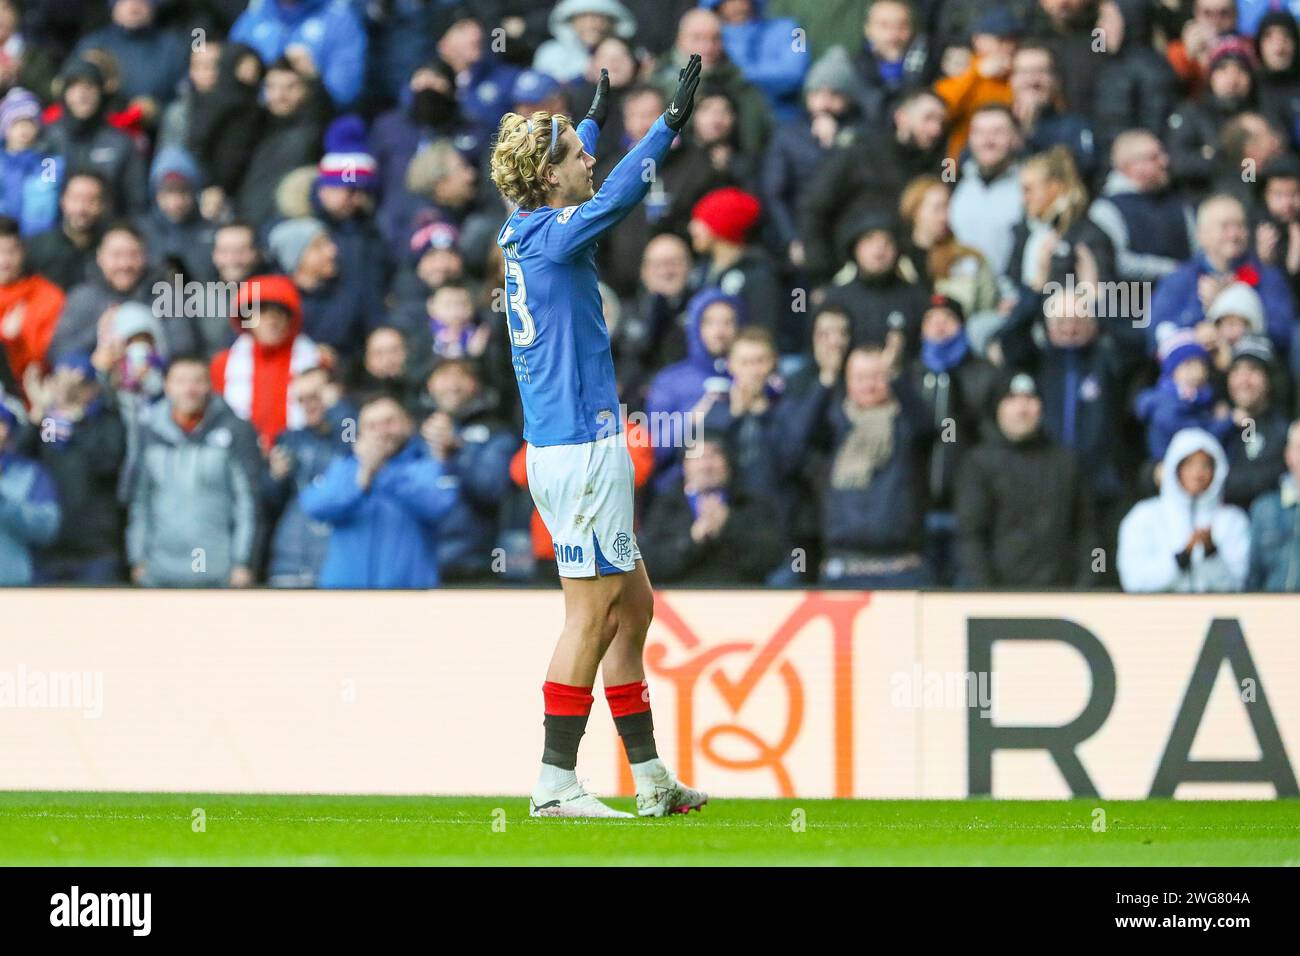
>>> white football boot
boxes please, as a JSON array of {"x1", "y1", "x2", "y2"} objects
[
  {"x1": 529, "y1": 780, "x2": 633, "y2": 819},
  {"x1": 633, "y1": 760, "x2": 709, "y2": 817}
]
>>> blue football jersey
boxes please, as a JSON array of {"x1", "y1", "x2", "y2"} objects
[{"x1": 497, "y1": 115, "x2": 677, "y2": 446}]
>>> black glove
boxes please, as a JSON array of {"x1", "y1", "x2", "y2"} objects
[
  {"x1": 664, "y1": 53, "x2": 702, "y2": 132},
  {"x1": 584, "y1": 68, "x2": 610, "y2": 127}
]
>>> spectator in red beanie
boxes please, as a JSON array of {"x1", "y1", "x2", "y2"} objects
[
  {"x1": 688, "y1": 185, "x2": 783, "y2": 346},
  {"x1": 210, "y1": 275, "x2": 322, "y2": 451}
]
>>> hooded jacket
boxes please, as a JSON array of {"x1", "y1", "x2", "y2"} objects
[
  {"x1": 137, "y1": 146, "x2": 216, "y2": 282},
  {"x1": 1255, "y1": 10, "x2": 1300, "y2": 145},
  {"x1": 300, "y1": 435, "x2": 458, "y2": 588},
  {"x1": 534, "y1": 0, "x2": 638, "y2": 83},
  {"x1": 644, "y1": 288, "x2": 746, "y2": 473},
  {"x1": 125, "y1": 394, "x2": 261, "y2": 587},
  {"x1": 1118, "y1": 428, "x2": 1250, "y2": 592},
  {"x1": 211, "y1": 276, "x2": 320, "y2": 450},
  {"x1": 186, "y1": 42, "x2": 264, "y2": 195}
]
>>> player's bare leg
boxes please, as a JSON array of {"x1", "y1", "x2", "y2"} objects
[
  {"x1": 601, "y1": 562, "x2": 708, "y2": 817},
  {"x1": 530, "y1": 571, "x2": 632, "y2": 818}
]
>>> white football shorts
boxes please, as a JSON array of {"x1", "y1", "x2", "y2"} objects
[{"x1": 526, "y1": 432, "x2": 640, "y2": 578}]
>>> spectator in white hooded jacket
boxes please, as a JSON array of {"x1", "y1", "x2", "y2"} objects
[{"x1": 1118, "y1": 427, "x2": 1250, "y2": 592}]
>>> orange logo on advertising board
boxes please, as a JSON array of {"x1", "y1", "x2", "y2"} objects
[{"x1": 619, "y1": 592, "x2": 871, "y2": 797}]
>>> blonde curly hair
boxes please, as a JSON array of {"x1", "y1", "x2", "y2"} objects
[{"x1": 490, "y1": 111, "x2": 575, "y2": 210}]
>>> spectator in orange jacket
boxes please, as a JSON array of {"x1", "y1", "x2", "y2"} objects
[
  {"x1": 509, "y1": 420, "x2": 655, "y2": 577},
  {"x1": 933, "y1": 8, "x2": 1019, "y2": 159},
  {"x1": 0, "y1": 216, "x2": 66, "y2": 398}
]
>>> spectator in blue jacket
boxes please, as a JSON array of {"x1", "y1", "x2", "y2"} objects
[
  {"x1": 701, "y1": 0, "x2": 808, "y2": 122},
  {"x1": 0, "y1": 401, "x2": 60, "y2": 585},
  {"x1": 230, "y1": 0, "x2": 367, "y2": 107},
  {"x1": 418, "y1": 358, "x2": 516, "y2": 582},
  {"x1": 1149, "y1": 194, "x2": 1297, "y2": 360},
  {"x1": 776, "y1": 344, "x2": 932, "y2": 588},
  {"x1": 71, "y1": 0, "x2": 189, "y2": 107},
  {"x1": 301, "y1": 392, "x2": 457, "y2": 588},
  {"x1": 1137, "y1": 327, "x2": 1234, "y2": 461},
  {"x1": 0, "y1": 88, "x2": 62, "y2": 238},
  {"x1": 263, "y1": 366, "x2": 352, "y2": 587},
  {"x1": 1248, "y1": 418, "x2": 1300, "y2": 590},
  {"x1": 432, "y1": 12, "x2": 520, "y2": 131},
  {"x1": 136, "y1": 145, "x2": 214, "y2": 281},
  {"x1": 644, "y1": 288, "x2": 746, "y2": 489}
]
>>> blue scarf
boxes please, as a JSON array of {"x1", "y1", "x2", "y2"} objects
[{"x1": 921, "y1": 331, "x2": 969, "y2": 373}]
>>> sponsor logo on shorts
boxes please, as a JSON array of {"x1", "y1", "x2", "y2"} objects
[{"x1": 553, "y1": 543, "x2": 585, "y2": 565}]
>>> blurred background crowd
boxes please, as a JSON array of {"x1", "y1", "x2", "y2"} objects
[{"x1": 1, "y1": 0, "x2": 1300, "y2": 592}]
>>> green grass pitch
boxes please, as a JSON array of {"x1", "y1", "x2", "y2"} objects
[{"x1": 1, "y1": 792, "x2": 1297, "y2": 866}]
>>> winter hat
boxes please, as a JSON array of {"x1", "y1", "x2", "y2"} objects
[
  {"x1": 924, "y1": 292, "x2": 965, "y2": 324},
  {"x1": 1259, "y1": 153, "x2": 1300, "y2": 190},
  {"x1": 803, "y1": 46, "x2": 857, "y2": 98},
  {"x1": 838, "y1": 205, "x2": 899, "y2": 259},
  {"x1": 54, "y1": 352, "x2": 96, "y2": 380},
  {"x1": 1158, "y1": 326, "x2": 1210, "y2": 377},
  {"x1": 318, "y1": 115, "x2": 378, "y2": 190},
  {"x1": 989, "y1": 370, "x2": 1038, "y2": 416},
  {"x1": 1206, "y1": 281, "x2": 1265, "y2": 333},
  {"x1": 971, "y1": 6, "x2": 1024, "y2": 39},
  {"x1": 0, "y1": 88, "x2": 40, "y2": 138},
  {"x1": 149, "y1": 145, "x2": 202, "y2": 193},
  {"x1": 268, "y1": 217, "x2": 327, "y2": 273},
  {"x1": 410, "y1": 220, "x2": 461, "y2": 259},
  {"x1": 1208, "y1": 35, "x2": 1258, "y2": 74},
  {"x1": 512, "y1": 69, "x2": 562, "y2": 106},
  {"x1": 1230, "y1": 334, "x2": 1275, "y2": 370},
  {"x1": 60, "y1": 58, "x2": 105, "y2": 90},
  {"x1": 691, "y1": 187, "x2": 762, "y2": 245},
  {"x1": 235, "y1": 274, "x2": 302, "y2": 327}
]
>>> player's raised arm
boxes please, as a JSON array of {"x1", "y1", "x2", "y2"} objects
[
  {"x1": 575, "y1": 68, "x2": 610, "y2": 158},
  {"x1": 489, "y1": 55, "x2": 702, "y2": 261}
]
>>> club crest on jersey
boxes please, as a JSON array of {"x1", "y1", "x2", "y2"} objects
[{"x1": 557, "y1": 205, "x2": 578, "y2": 224}]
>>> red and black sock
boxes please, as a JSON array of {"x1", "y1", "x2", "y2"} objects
[
  {"x1": 541, "y1": 681, "x2": 594, "y2": 770},
  {"x1": 606, "y1": 679, "x2": 659, "y2": 764}
]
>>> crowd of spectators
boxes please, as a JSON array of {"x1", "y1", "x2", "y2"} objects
[{"x1": 2, "y1": 0, "x2": 1300, "y2": 593}]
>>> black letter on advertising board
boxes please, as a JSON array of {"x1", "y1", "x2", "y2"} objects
[
  {"x1": 1149, "y1": 618, "x2": 1298, "y2": 797},
  {"x1": 967, "y1": 618, "x2": 1116, "y2": 796}
]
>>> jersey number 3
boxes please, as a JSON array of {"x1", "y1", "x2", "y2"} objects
[{"x1": 504, "y1": 258, "x2": 537, "y2": 348}]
